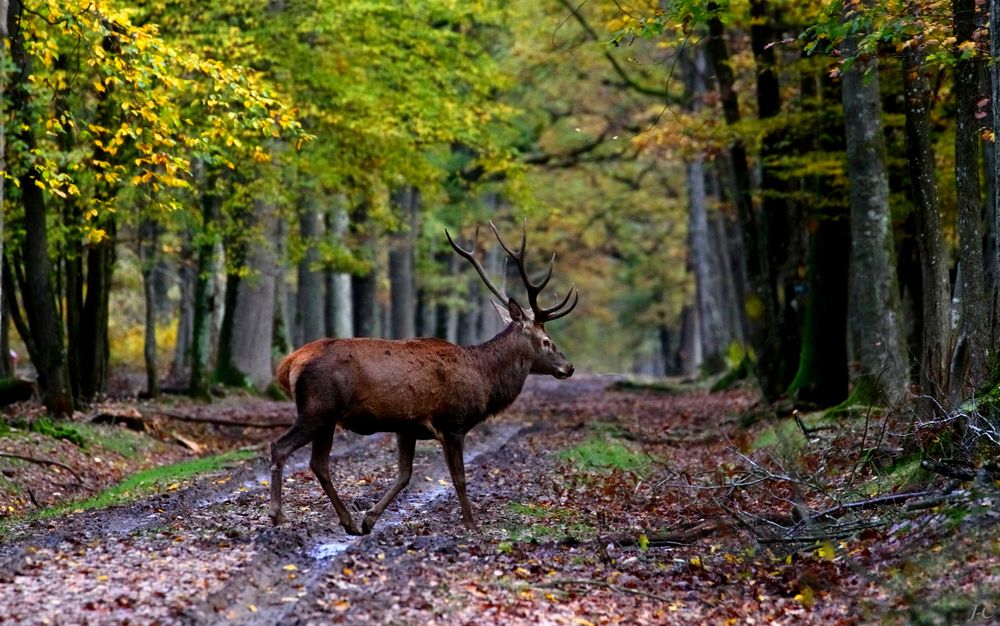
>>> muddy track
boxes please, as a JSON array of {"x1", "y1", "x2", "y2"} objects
[{"x1": 0, "y1": 390, "x2": 541, "y2": 626}]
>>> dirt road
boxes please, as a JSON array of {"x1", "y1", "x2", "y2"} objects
[{"x1": 0, "y1": 376, "x2": 994, "y2": 625}]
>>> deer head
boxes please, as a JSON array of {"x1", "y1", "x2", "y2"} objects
[{"x1": 446, "y1": 221, "x2": 577, "y2": 379}]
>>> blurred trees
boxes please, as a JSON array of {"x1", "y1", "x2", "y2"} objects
[{"x1": 4, "y1": 0, "x2": 1000, "y2": 435}]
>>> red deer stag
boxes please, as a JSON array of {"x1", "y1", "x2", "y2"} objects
[{"x1": 269, "y1": 222, "x2": 578, "y2": 534}]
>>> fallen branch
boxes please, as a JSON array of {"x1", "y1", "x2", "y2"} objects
[
  {"x1": 147, "y1": 410, "x2": 292, "y2": 429},
  {"x1": 802, "y1": 489, "x2": 937, "y2": 523},
  {"x1": 0, "y1": 452, "x2": 84, "y2": 484},
  {"x1": 536, "y1": 578, "x2": 672, "y2": 603}
]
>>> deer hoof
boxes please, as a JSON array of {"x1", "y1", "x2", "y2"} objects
[
  {"x1": 361, "y1": 513, "x2": 378, "y2": 535},
  {"x1": 270, "y1": 511, "x2": 285, "y2": 526},
  {"x1": 343, "y1": 519, "x2": 363, "y2": 536}
]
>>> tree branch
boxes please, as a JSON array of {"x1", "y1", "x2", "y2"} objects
[
  {"x1": 0, "y1": 452, "x2": 84, "y2": 483},
  {"x1": 556, "y1": 0, "x2": 674, "y2": 100}
]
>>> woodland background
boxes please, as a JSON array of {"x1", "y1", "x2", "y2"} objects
[{"x1": 0, "y1": 0, "x2": 998, "y2": 450}]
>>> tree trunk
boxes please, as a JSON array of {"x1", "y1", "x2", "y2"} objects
[
  {"x1": 751, "y1": 0, "x2": 803, "y2": 393},
  {"x1": 991, "y1": 0, "x2": 1000, "y2": 361},
  {"x1": 841, "y1": 26, "x2": 907, "y2": 405},
  {"x1": 389, "y1": 187, "x2": 418, "y2": 339},
  {"x1": 324, "y1": 207, "x2": 353, "y2": 338},
  {"x1": 215, "y1": 198, "x2": 279, "y2": 391},
  {"x1": 351, "y1": 202, "x2": 378, "y2": 338},
  {"x1": 706, "y1": 5, "x2": 778, "y2": 398},
  {"x1": 189, "y1": 173, "x2": 222, "y2": 398},
  {"x1": 0, "y1": 0, "x2": 7, "y2": 345},
  {"x1": 139, "y1": 218, "x2": 160, "y2": 398},
  {"x1": 171, "y1": 237, "x2": 195, "y2": 385},
  {"x1": 7, "y1": 1, "x2": 72, "y2": 415},
  {"x1": 902, "y1": 47, "x2": 951, "y2": 402},
  {"x1": 296, "y1": 194, "x2": 326, "y2": 346},
  {"x1": 950, "y1": 0, "x2": 989, "y2": 399}
]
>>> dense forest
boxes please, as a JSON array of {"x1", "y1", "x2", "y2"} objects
[
  {"x1": 3, "y1": 2, "x2": 1000, "y2": 622},
  {"x1": 0, "y1": 0, "x2": 998, "y2": 447}
]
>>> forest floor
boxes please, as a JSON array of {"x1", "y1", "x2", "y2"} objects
[{"x1": 0, "y1": 374, "x2": 997, "y2": 625}]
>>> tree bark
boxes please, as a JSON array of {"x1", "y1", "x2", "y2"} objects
[
  {"x1": 902, "y1": 46, "x2": 951, "y2": 402},
  {"x1": 7, "y1": 0, "x2": 72, "y2": 415},
  {"x1": 705, "y1": 4, "x2": 779, "y2": 398},
  {"x1": 751, "y1": 0, "x2": 803, "y2": 392},
  {"x1": 841, "y1": 26, "x2": 907, "y2": 405},
  {"x1": 139, "y1": 218, "x2": 160, "y2": 398},
  {"x1": 189, "y1": 172, "x2": 222, "y2": 398},
  {"x1": 991, "y1": 0, "x2": 1000, "y2": 362},
  {"x1": 171, "y1": 238, "x2": 195, "y2": 385},
  {"x1": 324, "y1": 206, "x2": 353, "y2": 338},
  {"x1": 950, "y1": 0, "x2": 989, "y2": 399},
  {"x1": 296, "y1": 194, "x2": 325, "y2": 346},
  {"x1": 216, "y1": 198, "x2": 279, "y2": 391},
  {"x1": 389, "y1": 187, "x2": 418, "y2": 339}
]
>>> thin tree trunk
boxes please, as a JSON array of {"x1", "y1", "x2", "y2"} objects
[
  {"x1": 902, "y1": 46, "x2": 951, "y2": 402},
  {"x1": 8, "y1": 0, "x2": 72, "y2": 415},
  {"x1": 189, "y1": 173, "x2": 221, "y2": 398},
  {"x1": 706, "y1": 4, "x2": 778, "y2": 398},
  {"x1": 389, "y1": 187, "x2": 417, "y2": 339},
  {"x1": 171, "y1": 238, "x2": 195, "y2": 384},
  {"x1": 841, "y1": 25, "x2": 907, "y2": 405},
  {"x1": 950, "y1": 0, "x2": 989, "y2": 399},
  {"x1": 139, "y1": 218, "x2": 160, "y2": 398},
  {"x1": 991, "y1": 0, "x2": 1000, "y2": 360},
  {"x1": 296, "y1": 194, "x2": 325, "y2": 346}
]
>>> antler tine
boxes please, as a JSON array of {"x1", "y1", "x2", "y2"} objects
[
  {"x1": 446, "y1": 227, "x2": 509, "y2": 303},
  {"x1": 490, "y1": 220, "x2": 555, "y2": 317},
  {"x1": 536, "y1": 285, "x2": 579, "y2": 322}
]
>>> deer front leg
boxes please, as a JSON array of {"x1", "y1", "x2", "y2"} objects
[
  {"x1": 441, "y1": 433, "x2": 477, "y2": 533},
  {"x1": 361, "y1": 433, "x2": 416, "y2": 534},
  {"x1": 310, "y1": 429, "x2": 363, "y2": 536},
  {"x1": 269, "y1": 422, "x2": 316, "y2": 525}
]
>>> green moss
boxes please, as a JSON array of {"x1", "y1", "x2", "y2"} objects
[
  {"x1": 30, "y1": 418, "x2": 86, "y2": 447},
  {"x1": 560, "y1": 436, "x2": 650, "y2": 475}
]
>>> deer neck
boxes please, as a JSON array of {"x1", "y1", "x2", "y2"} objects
[{"x1": 466, "y1": 324, "x2": 534, "y2": 416}]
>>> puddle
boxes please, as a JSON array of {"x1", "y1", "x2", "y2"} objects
[{"x1": 306, "y1": 421, "x2": 524, "y2": 561}]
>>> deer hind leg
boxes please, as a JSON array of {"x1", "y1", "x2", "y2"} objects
[
  {"x1": 441, "y1": 433, "x2": 477, "y2": 532},
  {"x1": 310, "y1": 428, "x2": 363, "y2": 536},
  {"x1": 362, "y1": 433, "x2": 416, "y2": 534},
  {"x1": 269, "y1": 421, "x2": 317, "y2": 526}
]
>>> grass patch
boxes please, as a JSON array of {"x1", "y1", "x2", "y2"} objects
[
  {"x1": 0, "y1": 448, "x2": 256, "y2": 536},
  {"x1": 751, "y1": 410, "x2": 836, "y2": 455},
  {"x1": 73, "y1": 423, "x2": 154, "y2": 459},
  {"x1": 560, "y1": 436, "x2": 650, "y2": 475}
]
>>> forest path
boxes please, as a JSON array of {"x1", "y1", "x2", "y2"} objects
[{"x1": 1, "y1": 376, "x2": 995, "y2": 625}]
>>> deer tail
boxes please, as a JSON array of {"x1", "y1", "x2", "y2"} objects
[{"x1": 275, "y1": 352, "x2": 297, "y2": 395}]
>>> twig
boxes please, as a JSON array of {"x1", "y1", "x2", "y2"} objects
[
  {"x1": 147, "y1": 410, "x2": 292, "y2": 429},
  {"x1": 536, "y1": 578, "x2": 672, "y2": 603},
  {"x1": 0, "y1": 452, "x2": 84, "y2": 483}
]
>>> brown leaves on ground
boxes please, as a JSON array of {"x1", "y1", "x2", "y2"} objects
[{"x1": 0, "y1": 376, "x2": 997, "y2": 625}]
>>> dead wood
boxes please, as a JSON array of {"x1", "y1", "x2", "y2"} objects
[
  {"x1": 536, "y1": 578, "x2": 672, "y2": 603},
  {"x1": 0, "y1": 452, "x2": 84, "y2": 484},
  {"x1": 146, "y1": 410, "x2": 292, "y2": 429}
]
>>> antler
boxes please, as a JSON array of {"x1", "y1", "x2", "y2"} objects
[
  {"x1": 445, "y1": 226, "x2": 510, "y2": 304},
  {"x1": 447, "y1": 221, "x2": 578, "y2": 323}
]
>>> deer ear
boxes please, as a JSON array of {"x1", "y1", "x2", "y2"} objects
[{"x1": 506, "y1": 299, "x2": 531, "y2": 323}]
